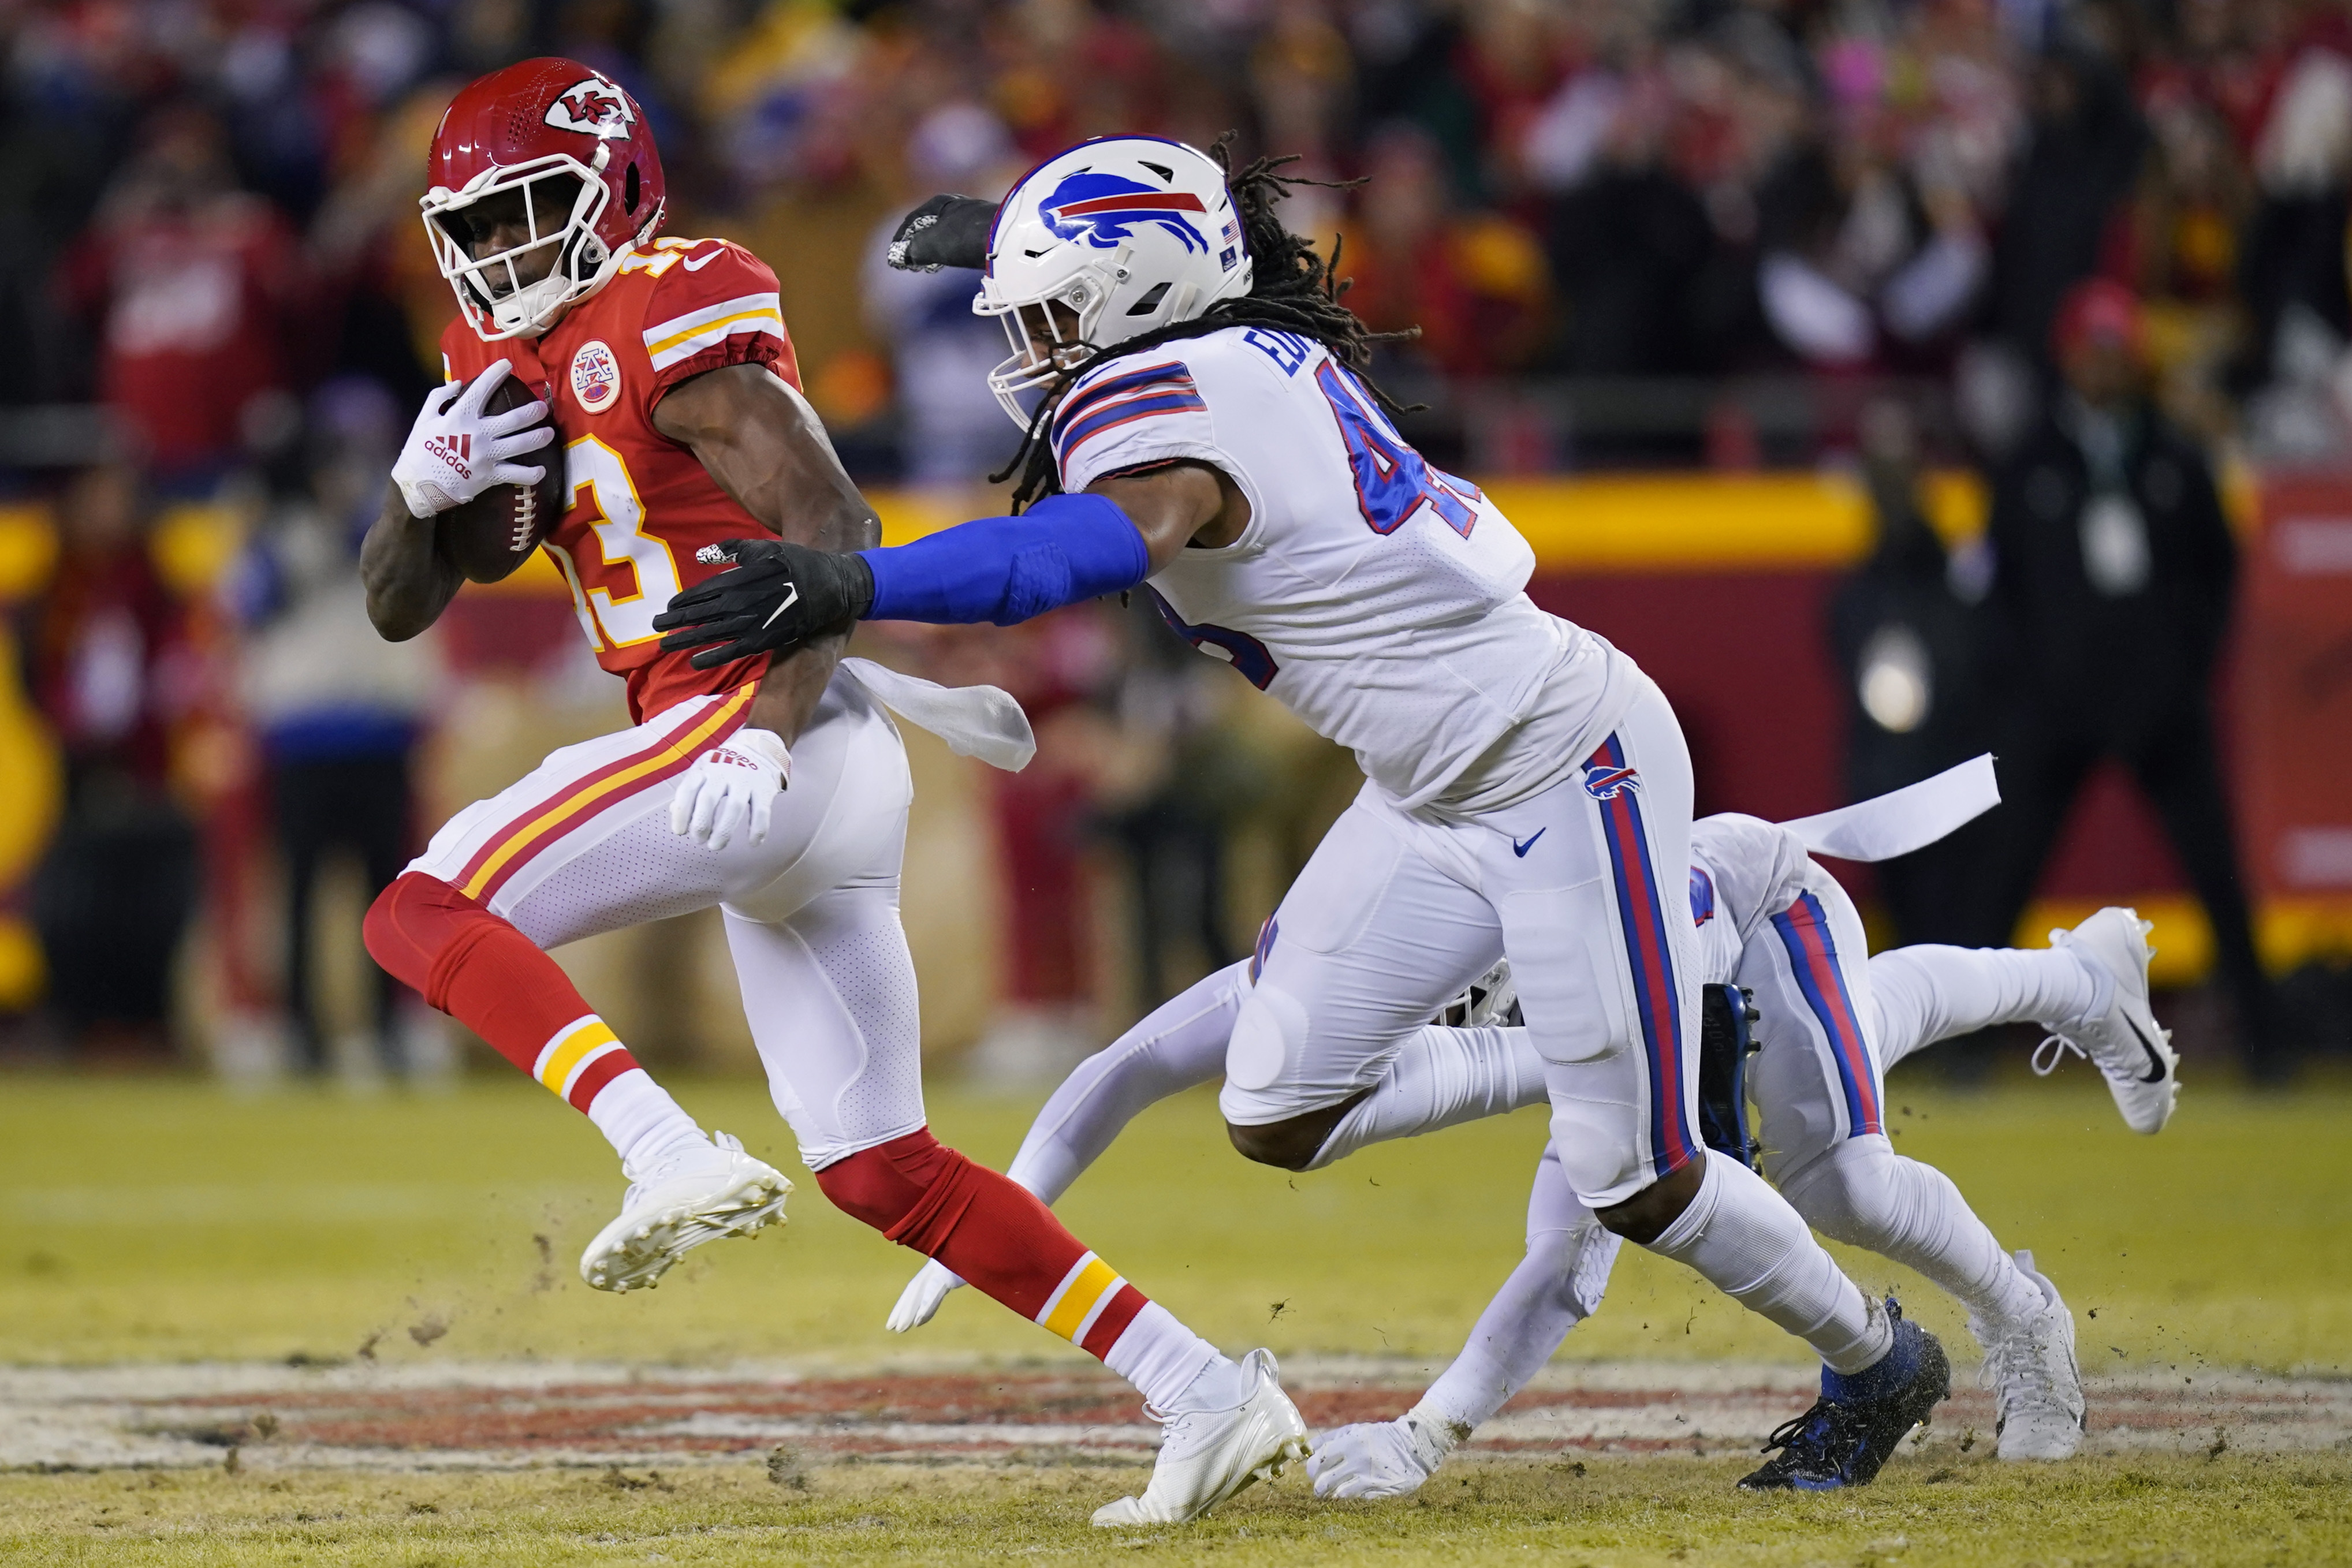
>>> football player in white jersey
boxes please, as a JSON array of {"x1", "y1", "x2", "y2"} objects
[
  {"x1": 658, "y1": 136, "x2": 1955, "y2": 1491},
  {"x1": 876, "y1": 776, "x2": 2172, "y2": 1485}
]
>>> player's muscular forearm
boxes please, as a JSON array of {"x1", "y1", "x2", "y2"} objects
[
  {"x1": 361, "y1": 480, "x2": 464, "y2": 640},
  {"x1": 745, "y1": 629, "x2": 848, "y2": 740},
  {"x1": 652, "y1": 363, "x2": 879, "y2": 552},
  {"x1": 655, "y1": 362, "x2": 879, "y2": 741},
  {"x1": 1087, "y1": 459, "x2": 1248, "y2": 569}
]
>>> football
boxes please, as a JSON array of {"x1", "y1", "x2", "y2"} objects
[{"x1": 434, "y1": 370, "x2": 567, "y2": 584}]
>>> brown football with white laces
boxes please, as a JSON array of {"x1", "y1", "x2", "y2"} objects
[{"x1": 433, "y1": 370, "x2": 568, "y2": 584}]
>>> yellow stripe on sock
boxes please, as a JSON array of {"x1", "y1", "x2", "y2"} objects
[
  {"x1": 537, "y1": 1018, "x2": 620, "y2": 1095},
  {"x1": 1040, "y1": 1255, "x2": 1123, "y2": 1343}
]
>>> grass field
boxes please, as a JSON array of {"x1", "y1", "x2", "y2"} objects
[
  {"x1": 4, "y1": 1072, "x2": 2348, "y2": 1371},
  {"x1": 4, "y1": 1069, "x2": 2350, "y2": 1564},
  {"x1": 8, "y1": 1452, "x2": 2350, "y2": 1566}
]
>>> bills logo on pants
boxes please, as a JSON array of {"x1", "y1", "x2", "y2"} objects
[{"x1": 1583, "y1": 761, "x2": 1641, "y2": 801}]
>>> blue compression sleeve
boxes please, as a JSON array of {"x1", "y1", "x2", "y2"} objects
[{"x1": 857, "y1": 491, "x2": 1151, "y2": 626}]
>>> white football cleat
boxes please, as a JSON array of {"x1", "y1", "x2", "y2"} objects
[
  {"x1": 887, "y1": 1257, "x2": 966, "y2": 1332},
  {"x1": 2036, "y1": 907, "x2": 2178, "y2": 1134},
  {"x1": 1307, "y1": 1410, "x2": 1460, "y2": 1500},
  {"x1": 579, "y1": 1132, "x2": 791, "y2": 1293},
  {"x1": 1091, "y1": 1349, "x2": 1309, "y2": 1526},
  {"x1": 1976, "y1": 1250, "x2": 2085, "y2": 1461}
]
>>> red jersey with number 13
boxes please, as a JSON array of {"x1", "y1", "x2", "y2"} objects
[{"x1": 438, "y1": 237, "x2": 799, "y2": 723}]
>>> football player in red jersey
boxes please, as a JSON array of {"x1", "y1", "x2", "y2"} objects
[{"x1": 357, "y1": 61, "x2": 1307, "y2": 1524}]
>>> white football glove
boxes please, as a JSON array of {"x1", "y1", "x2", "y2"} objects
[
  {"x1": 669, "y1": 727, "x2": 792, "y2": 851},
  {"x1": 1307, "y1": 1409, "x2": 1461, "y2": 1500},
  {"x1": 886, "y1": 1257, "x2": 967, "y2": 1332},
  {"x1": 391, "y1": 358, "x2": 554, "y2": 518}
]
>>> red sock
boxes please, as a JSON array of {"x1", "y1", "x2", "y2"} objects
[
  {"x1": 363, "y1": 871, "x2": 641, "y2": 1108},
  {"x1": 817, "y1": 1130, "x2": 1148, "y2": 1358}
]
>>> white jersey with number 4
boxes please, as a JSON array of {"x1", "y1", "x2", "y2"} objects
[{"x1": 1052, "y1": 325, "x2": 1641, "y2": 813}]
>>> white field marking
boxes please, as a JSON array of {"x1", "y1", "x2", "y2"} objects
[{"x1": 4, "y1": 1359, "x2": 2345, "y2": 1472}]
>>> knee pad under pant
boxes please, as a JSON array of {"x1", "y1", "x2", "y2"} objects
[
  {"x1": 1776, "y1": 1134, "x2": 1898, "y2": 1249},
  {"x1": 1217, "y1": 980, "x2": 1315, "y2": 1125}
]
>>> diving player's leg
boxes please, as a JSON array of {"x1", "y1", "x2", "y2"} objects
[
  {"x1": 1300, "y1": 1019, "x2": 1548, "y2": 1170},
  {"x1": 890, "y1": 960, "x2": 1250, "y2": 1332},
  {"x1": 1750, "y1": 865, "x2": 2083, "y2": 1460},
  {"x1": 1867, "y1": 944, "x2": 2101, "y2": 1072},
  {"x1": 1220, "y1": 788, "x2": 1503, "y2": 1170},
  {"x1": 1871, "y1": 916, "x2": 2175, "y2": 1134},
  {"x1": 1014, "y1": 960, "x2": 1252, "y2": 1202},
  {"x1": 1309, "y1": 1145, "x2": 1620, "y2": 1499},
  {"x1": 363, "y1": 684, "x2": 798, "y2": 1291},
  {"x1": 1496, "y1": 682, "x2": 1943, "y2": 1489},
  {"x1": 726, "y1": 760, "x2": 1304, "y2": 1527}
]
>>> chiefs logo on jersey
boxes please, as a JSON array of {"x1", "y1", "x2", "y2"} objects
[{"x1": 545, "y1": 75, "x2": 636, "y2": 140}]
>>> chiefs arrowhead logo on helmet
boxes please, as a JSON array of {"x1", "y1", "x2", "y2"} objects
[{"x1": 545, "y1": 76, "x2": 636, "y2": 140}]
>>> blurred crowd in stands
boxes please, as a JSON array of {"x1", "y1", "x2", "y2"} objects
[
  {"x1": 16, "y1": 0, "x2": 2352, "y2": 473},
  {"x1": 5, "y1": 0, "x2": 2350, "y2": 1080}
]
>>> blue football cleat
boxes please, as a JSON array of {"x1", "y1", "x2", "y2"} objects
[{"x1": 1739, "y1": 1301, "x2": 1952, "y2": 1491}]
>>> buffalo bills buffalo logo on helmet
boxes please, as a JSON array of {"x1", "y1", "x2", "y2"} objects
[
  {"x1": 1039, "y1": 171, "x2": 1209, "y2": 255},
  {"x1": 1582, "y1": 761, "x2": 1642, "y2": 800},
  {"x1": 545, "y1": 76, "x2": 635, "y2": 140}
]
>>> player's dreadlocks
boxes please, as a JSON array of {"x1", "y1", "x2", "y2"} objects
[{"x1": 992, "y1": 136, "x2": 1417, "y2": 510}]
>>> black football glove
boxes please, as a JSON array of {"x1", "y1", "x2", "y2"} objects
[
  {"x1": 886, "y1": 194, "x2": 998, "y2": 272},
  {"x1": 653, "y1": 539, "x2": 875, "y2": 669}
]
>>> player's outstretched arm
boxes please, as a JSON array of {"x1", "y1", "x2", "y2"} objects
[
  {"x1": 1309, "y1": 1150, "x2": 1620, "y2": 1500},
  {"x1": 651, "y1": 458, "x2": 1246, "y2": 669}
]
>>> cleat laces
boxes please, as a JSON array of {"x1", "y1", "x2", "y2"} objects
[
  {"x1": 2029, "y1": 1033, "x2": 2084, "y2": 1077},
  {"x1": 1978, "y1": 1313, "x2": 2078, "y2": 1435},
  {"x1": 1754, "y1": 1399, "x2": 1862, "y2": 1479}
]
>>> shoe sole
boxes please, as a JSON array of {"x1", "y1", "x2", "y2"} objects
[
  {"x1": 580, "y1": 1175, "x2": 789, "y2": 1293},
  {"x1": 1093, "y1": 1433, "x2": 1309, "y2": 1528}
]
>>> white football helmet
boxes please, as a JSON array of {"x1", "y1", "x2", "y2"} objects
[{"x1": 974, "y1": 136, "x2": 1254, "y2": 424}]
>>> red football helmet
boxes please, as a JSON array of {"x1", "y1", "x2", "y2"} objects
[{"x1": 422, "y1": 58, "x2": 667, "y2": 341}]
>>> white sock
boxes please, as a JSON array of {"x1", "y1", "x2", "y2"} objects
[
  {"x1": 1424, "y1": 1146, "x2": 1619, "y2": 1430},
  {"x1": 588, "y1": 1067, "x2": 707, "y2": 1175},
  {"x1": 1102, "y1": 1301, "x2": 1232, "y2": 1410},
  {"x1": 1003, "y1": 962, "x2": 1244, "y2": 1203},
  {"x1": 1868, "y1": 945, "x2": 2103, "y2": 1071},
  {"x1": 1306, "y1": 1024, "x2": 1549, "y2": 1170},
  {"x1": 1647, "y1": 1152, "x2": 1892, "y2": 1375},
  {"x1": 1780, "y1": 1136, "x2": 2045, "y2": 1331}
]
